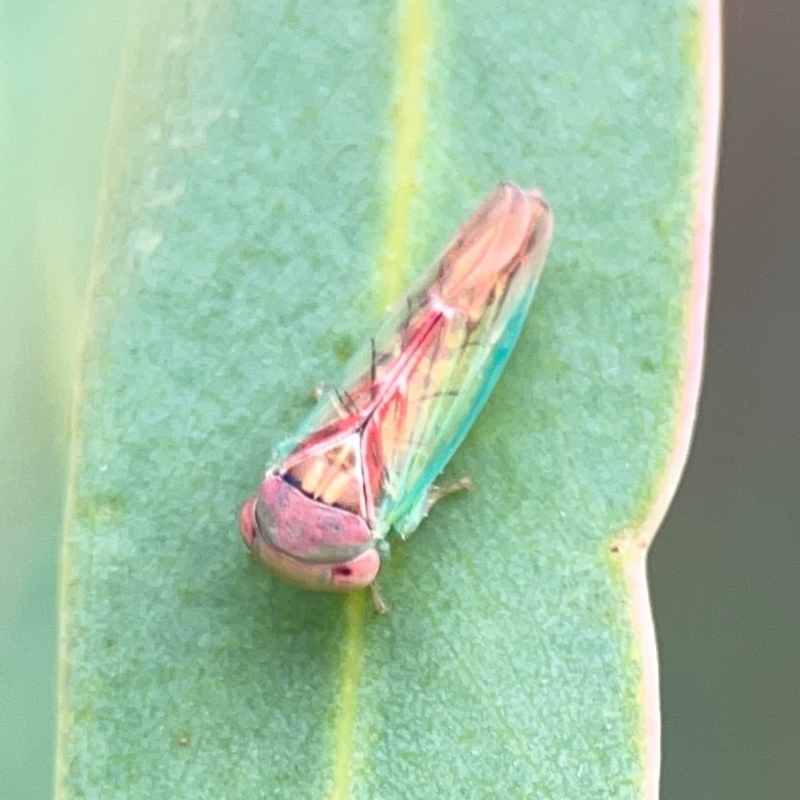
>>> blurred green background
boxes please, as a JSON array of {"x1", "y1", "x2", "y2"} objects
[
  {"x1": 0, "y1": 2, "x2": 796, "y2": 799},
  {"x1": 0, "y1": 3, "x2": 130, "y2": 798}
]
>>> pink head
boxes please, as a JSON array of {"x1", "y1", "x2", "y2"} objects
[{"x1": 239, "y1": 472, "x2": 380, "y2": 592}]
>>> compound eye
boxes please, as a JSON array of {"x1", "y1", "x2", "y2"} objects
[{"x1": 238, "y1": 498, "x2": 258, "y2": 547}]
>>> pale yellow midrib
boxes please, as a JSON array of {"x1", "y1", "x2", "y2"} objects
[
  {"x1": 328, "y1": 591, "x2": 367, "y2": 800},
  {"x1": 327, "y1": 1, "x2": 431, "y2": 798},
  {"x1": 379, "y1": 0, "x2": 431, "y2": 309}
]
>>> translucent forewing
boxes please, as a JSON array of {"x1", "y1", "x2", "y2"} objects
[{"x1": 276, "y1": 183, "x2": 552, "y2": 545}]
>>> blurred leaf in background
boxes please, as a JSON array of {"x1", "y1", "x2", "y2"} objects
[{"x1": 0, "y1": 2, "x2": 129, "y2": 798}]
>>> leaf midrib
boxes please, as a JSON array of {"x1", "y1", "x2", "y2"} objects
[{"x1": 328, "y1": 1, "x2": 431, "y2": 798}]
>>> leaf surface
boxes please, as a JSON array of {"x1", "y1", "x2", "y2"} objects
[{"x1": 57, "y1": 1, "x2": 719, "y2": 797}]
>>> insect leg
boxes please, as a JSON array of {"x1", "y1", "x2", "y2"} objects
[
  {"x1": 424, "y1": 476, "x2": 474, "y2": 514},
  {"x1": 370, "y1": 580, "x2": 390, "y2": 615},
  {"x1": 393, "y1": 477, "x2": 474, "y2": 539}
]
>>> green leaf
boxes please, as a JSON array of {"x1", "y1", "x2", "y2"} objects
[{"x1": 57, "y1": 0, "x2": 719, "y2": 797}]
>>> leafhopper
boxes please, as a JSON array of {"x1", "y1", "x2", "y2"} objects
[{"x1": 240, "y1": 182, "x2": 553, "y2": 608}]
